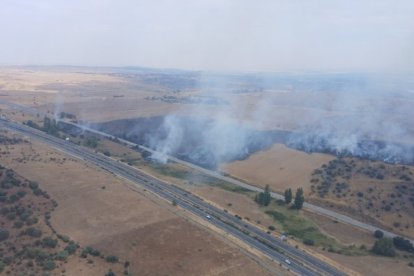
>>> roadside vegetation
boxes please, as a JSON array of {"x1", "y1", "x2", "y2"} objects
[{"x1": 0, "y1": 164, "x2": 128, "y2": 274}]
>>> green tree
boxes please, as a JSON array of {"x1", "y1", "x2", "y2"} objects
[
  {"x1": 43, "y1": 117, "x2": 59, "y2": 136},
  {"x1": 284, "y1": 188, "x2": 292, "y2": 204},
  {"x1": 294, "y1": 188, "x2": 305, "y2": 209},
  {"x1": 393, "y1": 236, "x2": 414, "y2": 253},
  {"x1": 374, "y1": 230, "x2": 384, "y2": 239},
  {"x1": 255, "y1": 185, "x2": 271, "y2": 206},
  {"x1": 372, "y1": 238, "x2": 396, "y2": 257}
]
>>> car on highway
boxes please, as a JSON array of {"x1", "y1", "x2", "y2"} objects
[
  {"x1": 285, "y1": 259, "x2": 291, "y2": 265},
  {"x1": 206, "y1": 215, "x2": 212, "y2": 219}
]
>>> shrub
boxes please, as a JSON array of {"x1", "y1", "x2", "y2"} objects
[
  {"x1": 64, "y1": 242, "x2": 78, "y2": 254},
  {"x1": 55, "y1": 250, "x2": 69, "y2": 261},
  {"x1": 26, "y1": 216, "x2": 39, "y2": 226},
  {"x1": 7, "y1": 212, "x2": 16, "y2": 220},
  {"x1": 25, "y1": 227, "x2": 42, "y2": 238},
  {"x1": 42, "y1": 237, "x2": 58, "y2": 248},
  {"x1": 372, "y1": 238, "x2": 396, "y2": 257},
  {"x1": 3, "y1": 256, "x2": 12, "y2": 265},
  {"x1": 29, "y1": 182, "x2": 39, "y2": 190},
  {"x1": 81, "y1": 247, "x2": 96, "y2": 258},
  {"x1": 105, "y1": 255, "x2": 119, "y2": 263},
  {"x1": 42, "y1": 260, "x2": 56, "y2": 271},
  {"x1": 374, "y1": 230, "x2": 384, "y2": 239},
  {"x1": 17, "y1": 190, "x2": 26, "y2": 198},
  {"x1": 268, "y1": 225, "x2": 276, "y2": 231},
  {"x1": 0, "y1": 229, "x2": 10, "y2": 241},
  {"x1": 57, "y1": 234, "x2": 70, "y2": 243},
  {"x1": 303, "y1": 239, "x2": 315, "y2": 246},
  {"x1": 393, "y1": 236, "x2": 414, "y2": 253},
  {"x1": 13, "y1": 221, "x2": 24, "y2": 228}
]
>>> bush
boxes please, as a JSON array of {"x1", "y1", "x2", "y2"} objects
[
  {"x1": 393, "y1": 236, "x2": 414, "y2": 253},
  {"x1": 29, "y1": 181, "x2": 39, "y2": 190},
  {"x1": 3, "y1": 256, "x2": 12, "y2": 265},
  {"x1": 303, "y1": 239, "x2": 315, "y2": 246},
  {"x1": 81, "y1": 246, "x2": 100, "y2": 258},
  {"x1": 374, "y1": 230, "x2": 384, "y2": 239},
  {"x1": 13, "y1": 221, "x2": 24, "y2": 228},
  {"x1": 42, "y1": 260, "x2": 56, "y2": 271},
  {"x1": 0, "y1": 229, "x2": 10, "y2": 241},
  {"x1": 55, "y1": 250, "x2": 69, "y2": 261},
  {"x1": 42, "y1": 237, "x2": 58, "y2": 248},
  {"x1": 25, "y1": 227, "x2": 42, "y2": 238},
  {"x1": 64, "y1": 242, "x2": 78, "y2": 254},
  {"x1": 268, "y1": 225, "x2": 276, "y2": 231},
  {"x1": 17, "y1": 190, "x2": 26, "y2": 198},
  {"x1": 105, "y1": 255, "x2": 119, "y2": 263},
  {"x1": 372, "y1": 238, "x2": 396, "y2": 257},
  {"x1": 26, "y1": 216, "x2": 39, "y2": 226},
  {"x1": 57, "y1": 234, "x2": 70, "y2": 243},
  {"x1": 7, "y1": 212, "x2": 16, "y2": 220}
]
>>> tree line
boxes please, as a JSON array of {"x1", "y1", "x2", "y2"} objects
[{"x1": 255, "y1": 185, "x2": 305, "y2": 209}]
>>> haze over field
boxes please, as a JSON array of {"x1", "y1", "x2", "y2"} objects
[{"x1": 1, "y1": 0, "x2": 414, "y2": 73}]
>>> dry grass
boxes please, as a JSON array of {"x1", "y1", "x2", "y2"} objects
[
  {"x1": 0, "y1": 132, "x2": 275, "y2": 276},
  {"x1": 221, "y1": 144, "x2": 334, "y2": 194}
]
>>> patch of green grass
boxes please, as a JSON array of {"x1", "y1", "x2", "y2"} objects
[
  {"x1": 150, "y1": 164, "x2": 190, "y2": 179},
  {"x1": 265, "y1": 203, "x2": 367, "y2": 256},
  {"x1": 203, "y1": 177, "x2": 252, "y2": 194},
  {"x1": 147, "y1": 162, "x2": 252, "y2": 194}
]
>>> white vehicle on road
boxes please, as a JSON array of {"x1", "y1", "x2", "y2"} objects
[
  {"x1": 285, "y1": 259, "x2": 291, "y2": 265},
  {"x1": 206, "y1": 215, "x2": 212, "y2": 219}
]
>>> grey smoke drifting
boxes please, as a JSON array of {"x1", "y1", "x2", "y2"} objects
[
  {"x1": 91, "y1": 71, "x2": 414, "y2": 168},
  {"x1": 286, "y1": 75, "x2": 414, "y2": 164},
  {"x1": 140, "y1": 73, "x2": 414, "y2": 167}
]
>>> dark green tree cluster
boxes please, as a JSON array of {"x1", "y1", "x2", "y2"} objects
[
  {"x1": 284, "y1": 188, "x2": 292, "y2": 204},
  {"x1": 393, "y1": 236, "x2": 414, "y2": 253},
  {"x1": 374, "y1": 230, "x2": 384, "y2": 239},
  {"x1": 255, "y1": 185, "x2": 272, "y2": 206},
  {"x1": 43, "y1": 117, "x2": 59, "y2": 136},
  {"x1": 372, "y1": 238, "x2": 396, "y2": 257},
  {"x1": 294, "y1": 188, "x2": 305, "y2": 209},
  {"x1": 283, "y1": 187, "x2": 305, "y2": 209},
  {"x1": 25, "y1": 120, "x2": 41, "y2": 130},
  {"x1": 84, "y1": 136, "x2": 98, "y2": 148}
]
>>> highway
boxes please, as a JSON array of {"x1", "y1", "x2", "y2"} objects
[{"x1": 0, "y1": 119, "x2": 346, "y2": 276}]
